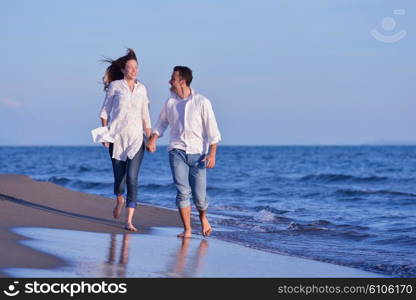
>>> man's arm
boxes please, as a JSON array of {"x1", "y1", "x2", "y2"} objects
[
  {"x1": 201, "y1": 99, "x2": 221, "y2": 168},
  {"x1": 203, "y1": 143, "x2": 217, "y2": 168},
  {"x1": 147, "y1": 101, "x2": 169, "y2": 152}
]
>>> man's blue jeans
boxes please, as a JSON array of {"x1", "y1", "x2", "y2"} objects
[
  {"x1": 109, "y1": 143, "x2": 144, "y2": 208},
  {"x1": 168, "y1": 149, "x2": 208, "y2": 211}
]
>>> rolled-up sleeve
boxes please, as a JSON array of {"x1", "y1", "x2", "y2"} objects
[
  {"x1": 202, "y1": 99, "x2": 221, "y2": 145},
  {"x1": 99, "y1": 83, "x2": 115, "y2": 120},
  {"x1": 153, "y1": 100, "x2": 169, "y2": 137},
  {"x1": 142, "y1": 87, "x2": 152, "y2": 129}
]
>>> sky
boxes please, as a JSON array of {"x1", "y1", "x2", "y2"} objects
[{"x1": 0, "y1": 0, "x2": 415, "y2": 145}]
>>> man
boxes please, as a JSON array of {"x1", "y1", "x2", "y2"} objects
[{"x1": 147, "y1": 66, "x2": 221, "y2": 238}]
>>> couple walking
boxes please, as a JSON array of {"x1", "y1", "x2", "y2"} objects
[{"x1": 92, "y1": 49, "x2": 221, "y2": 238}]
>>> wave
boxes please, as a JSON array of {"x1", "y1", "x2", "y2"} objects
[
  {"x1": 47, "y1": 176, "x2": 112, "y2": 190},
  {"x1": 207, "y1": 186, "x2": 247, "y2": 196},
  {"x1": 254, "y1": 209, "x2": 277, "y2": 222},
  {"x1": 139, "y1": 183, "x2": 174, "y2": 191},
  {"x1": 372, "y1": 263, "x2": 416, "y2": 278},
  {"x1": 272, "y1": 221, "x2": 373, "y2": 240},
  {"x1": 48, "y1": 176, "x2": 71, "y2": 185},
  {"x1": 253, "y1": 206, "x2": 289, "y2": 215},
  {"x1": 250, "y1": 207, "x2": 294, "y2": 224},
  {"x1": 214, "y1": 210, "x2": 375, "y2": 241},
  {"x1": 287, "y1": 221, "x2": 329, "y2": 232},
  {"x1": 211, "y1": 205, "x2": 246, "y2": 212},
  {"x1": 299, "y1": 173, "x2": 389, "y2": 183},
  {"x1": 214, "y1": 218, "x2": 374, "y2": 241},
  {"x1": 372, "y1": 235, "x2": 416, "y2": 247},
  {"x1": 48, "y1": 177, "x2": 177, "y2": 191},
  {"x1": 334, "y1": 188, "x2": 416, "y2": 198},
  {"x1": 78, "y1": 166, "x2": 92, "y2": 173}
]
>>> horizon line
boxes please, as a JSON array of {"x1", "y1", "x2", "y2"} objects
[{"x1": 1, "y1": 144, "x2": 416, "y2": 147}]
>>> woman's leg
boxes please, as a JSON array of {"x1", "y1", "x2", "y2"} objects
[
  {"x1": 124, "y1": 144, "x2": 145, "y2": 231},
  {"x1": 109, "y1": 143, "x2": 127, "y2": 219}
]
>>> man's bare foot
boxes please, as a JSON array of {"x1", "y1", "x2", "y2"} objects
[
  {"x1": 201, "y1": 217, "x2": 212, "y2": 237},
  {"x1": 113, "y1": 196, "x2": 124, "y2": 219},
  {"x1": 124, "y1": 224, "x2": 137, "y2": 232},
  {"x1": 177, "y1": 230, "x2": 192, "y2": 238}
]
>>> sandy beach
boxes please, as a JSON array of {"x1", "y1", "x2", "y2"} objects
[
  {"x1": 0, "y1": 174, "x2": 386, "y2": 278},
  {"x1": 0, "y1": 174, "x2": 182, "y2": 277}
]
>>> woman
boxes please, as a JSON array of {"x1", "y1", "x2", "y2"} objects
[{"x1": 97, "y1": 48, "x2": 151, "y2": 232}]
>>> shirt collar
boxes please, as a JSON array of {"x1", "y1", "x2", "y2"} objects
[
  {"x1": 171, "y1": 88, "x2": 195, "y2": 101},
  {"x1": 122, "y1": 79, "x2": 139, "y2": 88}
]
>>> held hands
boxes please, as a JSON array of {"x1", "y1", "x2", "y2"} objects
[
  {"x1": 146, "y1": 140, "x2": 156, "y2": 152},
  {"x1": 146, "y1": 133, "x2": 158, "y2": 152},
  {"x1": 102, "y1": 142, "x2": 110, "y2": 148},
  {"x1": 203, "y1": 153, "x2": 216, "y2": 168}
]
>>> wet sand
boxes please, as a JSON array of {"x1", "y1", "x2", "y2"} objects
[
  {"x1": 0, "y1": 174, "x2": 182, "y2": 277},
  {"x1": 0, "y1": 174, "x2": 386, "y2": 277}
]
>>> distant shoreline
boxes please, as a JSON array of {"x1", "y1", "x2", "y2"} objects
[{"x1": 1, "y1": 144, "x2": 416, "y2": 147}]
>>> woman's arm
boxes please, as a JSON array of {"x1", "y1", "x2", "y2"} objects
[
  {"x1": 143, "y1": 122, "x2": 151, "y2": 139},
  {"x1": 142, "y1": 87, "x2": 152, "y2": 140},
  {"x1": 99, "y1": 83, "x2": 115, "y2": 124},
  {"x1": 99, "y1": 83, "x2": 115, "y2": 147}
]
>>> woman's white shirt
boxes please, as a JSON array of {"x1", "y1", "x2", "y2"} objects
[{"x1": 99, "y1": 79, "x2": 151, "y2": 161}]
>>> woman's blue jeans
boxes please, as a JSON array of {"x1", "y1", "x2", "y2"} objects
[{"x1": 109, "y1": 143, "x2": 144, "y2": 208}]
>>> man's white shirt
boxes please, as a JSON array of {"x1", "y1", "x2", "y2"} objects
[{"x1": 153, "y1": 89, "x2": 221, "y2": 154}]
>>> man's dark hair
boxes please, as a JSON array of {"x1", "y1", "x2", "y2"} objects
[{"x1": 173, "y1": 66, "x2": 193, "y2": 86}]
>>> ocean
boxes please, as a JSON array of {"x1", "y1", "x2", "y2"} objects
[{"x1": 1, "y1": 145, "x2": 415, "y2": 277}]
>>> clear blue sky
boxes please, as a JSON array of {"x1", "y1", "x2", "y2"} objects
[{"x1": 1, "y1": 0, "x2": 414, "y2": 145}]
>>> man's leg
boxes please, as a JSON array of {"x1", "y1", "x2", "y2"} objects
[
  {"x1": 169, "y1": 149, "x2": 192, "y2": 237},
  {"x1": 198, "y1": 209, "x2": 211, "y2": 237},
  {"x1": 189, "y1": 154, "x2": 211, "y2": 236},
  {"x1": 178, "y1": 206, "x2": 192, "y2": 238}
]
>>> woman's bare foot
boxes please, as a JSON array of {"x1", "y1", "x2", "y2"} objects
[
  {"x1": 124, "y1": 223, "x2": 137, "y2": 232},
  {"x1": 201, "y1": 217, "x2": 212, "y2": 237},
  {"x1": 113, "y1": 196, "x2": 124, "y2": 219},
  {"x1": 177, "y1": 229, "x2": 192, "y2": 238}
]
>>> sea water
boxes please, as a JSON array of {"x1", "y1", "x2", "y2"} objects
[{"x1": 1, "y1": 145, "x2": 415, "y2": 277}]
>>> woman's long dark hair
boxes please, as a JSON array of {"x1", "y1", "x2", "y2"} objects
[{"x1": 102, "y1": 48, "x2": 137, "y2": 90}]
